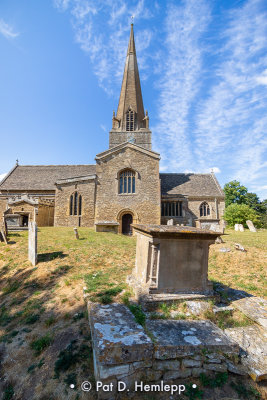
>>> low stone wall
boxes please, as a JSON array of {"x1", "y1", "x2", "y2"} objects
[{"x1": 88, "y1": 303, "x2": 242, "y2": 399}]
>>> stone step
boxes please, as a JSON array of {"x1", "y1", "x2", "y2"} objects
[
  {"x1": 146, "y1": 319, "x2": 239, "y2": 360},
  {"x1": 224, "y1": 325, "x2": 267, "y2": 382},
  {"x1": 232, "y1": 296, "x2": 267, "y2": 329},
  {"x1": 139, "y1": 293, "x2": 216, "y2": 311}
]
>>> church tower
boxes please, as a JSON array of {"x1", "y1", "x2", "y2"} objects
[{"x1": 109, "y1": 24, "x2": 151, "y2": 150}]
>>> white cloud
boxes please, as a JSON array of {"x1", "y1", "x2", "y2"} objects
[
  {"x1": 0, "y1": 19, "x2": 19, "y2": 39},
  {"x1": 256, "y1": 69, "x2": 267, "y2": 85},
  {"x1": 54, "y1": 0, "x2": 153, "y2": 94},
  {"x1": 0, "y1": 173, "x2": 7, "y2": 182},
  {"x1": 194, "y1": 0, "x2": 267, "y2": 187},
  {"x1": 153, "y1": 0, "x2": 210, "y2": 171}
]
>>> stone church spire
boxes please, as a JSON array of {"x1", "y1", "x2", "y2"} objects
[{"x1": 109, "y1": 24, "x2": 151, "y2": 150}]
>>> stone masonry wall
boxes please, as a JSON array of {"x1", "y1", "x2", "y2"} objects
[
  {"x1": 89, "y1": 303, "x2": 241, "y2": 400},
  {"x1": 188, "y1": 197, "x2": 225, "y2": 223},
  {"x1": 54, "y1": 179, "x2": 96, "y2": 227},
  {"x1": 95, "y1": 147, "x2": 161, "y2": 229}
]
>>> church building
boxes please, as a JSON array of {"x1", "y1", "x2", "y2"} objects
[{"x1": 0, "y1": 25, "x2": 225, "y2": 234}]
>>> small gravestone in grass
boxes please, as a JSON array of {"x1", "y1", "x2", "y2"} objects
[
  {"x1": 74, "y1": 227, "x2": 79, "y2": 239},
  {"x1": 28, "y1": 221, "x2": 37, "y2": 266}
]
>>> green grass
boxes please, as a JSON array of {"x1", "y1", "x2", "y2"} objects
[{"x1": 30, "y1": 334, "x2": 53, "y2": 356}]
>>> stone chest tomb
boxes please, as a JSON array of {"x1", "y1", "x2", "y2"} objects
[{"x1": 130, "y1": 224, "x2": 220, "y2": 299}]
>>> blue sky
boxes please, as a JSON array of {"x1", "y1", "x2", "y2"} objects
[{"x1": 0, "y1": 0, "x2": 267, "y2": 199}]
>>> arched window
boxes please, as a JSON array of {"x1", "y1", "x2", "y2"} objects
[
  {"x1": 69, "y1": 192, "x2": 82, "y2": 216},
  {"x1": 200, "y1": 202, "x2": 210, "y2": 217},
  {"x1": 126, "y1": 109, "x2": 135, "y2": 131},
  {"x1": 119, "y1": 170, "x2": 135, "y2": 194}
]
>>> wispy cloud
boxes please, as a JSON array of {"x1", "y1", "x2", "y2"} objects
[
  {"x1": 194, "y1": 0, "x2": 267, "y2": 188},
  {"x1": 0, "y1": 19, "x2": 19, "y2": 39},
  {"x1": 153, "y1": 0, "x2": 211, "y2": 171},
  {"x1": 54, "y1": 0, "x2": 153, "y2": 94}
]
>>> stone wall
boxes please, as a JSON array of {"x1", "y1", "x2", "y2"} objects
[
  {"x1": 54, "y1": 179, "x2": 96, "y2": 227},
  {"x1": 187, "y1": 197, "x2": 225, "y2": 225},
  {"x1": 89, "y1": 303, "x2": 241, "y2": 400},
  {"x1": 95, "y1": 147, "x2": 161, "y2": 231},
  {"x1": 0, "y1": 198, "x2": 7, "y2": 218}
]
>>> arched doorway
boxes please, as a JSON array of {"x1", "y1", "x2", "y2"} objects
[{"x1": 122, "y1": 213, "x2": 133, "y2": 235}]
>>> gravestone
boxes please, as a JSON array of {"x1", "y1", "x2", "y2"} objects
[
  {"x1": 246, "y1": 220, "x2": 257, "y2": 232},
  {"x1": 28, "y1": 221, "x2": 37, "y2": 266},
  {"x1": 234, "y1": 224, "x2": 244, "y2": 232},
  {"x1": 74, "y1": 227, "x2": 79, "y2": 239},
  {"x1": 167, "y1": 219, "x2": 174, "y2": 225},
  {"x1": 0, "y1": 229, "x2": 8, "y2": 244}
]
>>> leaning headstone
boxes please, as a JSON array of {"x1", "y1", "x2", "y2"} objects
[
  {"x1": 0, "y1": 229, "x2": 8, "y2": 244},
  {"x1": 215, "y1": 236, "x2": 224, "y2": 244},
  {"x1": 74, "y1": 227, "x2": 79, "y2": 239},
  {"x1": 246, "y1": 220, "x2": 257, "y2": 232},
  {"x1": 28, "y1": 221, "x2": 37, "y2": 266},
  {"x1": 167, "y1": 219, "x2": 174, "y2": 226}
]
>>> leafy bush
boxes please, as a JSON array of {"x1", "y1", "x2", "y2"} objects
[{"x1": 223, "y1": 203, "x2": 260, "y2": 227}]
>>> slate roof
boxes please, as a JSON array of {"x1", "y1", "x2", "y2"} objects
[
  {"x1": 0, "y1": 165, "x2": 96, "y2": 191},
  {"x1": 160, "y1": 173, "x2": 224, "y2": 197}
]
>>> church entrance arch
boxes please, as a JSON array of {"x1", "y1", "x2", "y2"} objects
[
  {"x1": 117, "y1": 209, "x2": 138, "y2": 235},
  {"x1": 122, "y1": 214, "x2": 133, "y2": 235}
]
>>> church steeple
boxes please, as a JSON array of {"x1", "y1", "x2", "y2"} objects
[{"x1": 110, "y1": 24, "x2": 151, "y2": 150}]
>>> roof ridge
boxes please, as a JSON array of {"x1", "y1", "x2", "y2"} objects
[
  {"x1": 16, "y1": 164, "x2": 96, "y2": 167},
  {"x1": 0, "y1": 164, "x2": 18, "y2": 187},
  {"x1": 211, "y1": 173, "x2": 225, "y2": 196}
]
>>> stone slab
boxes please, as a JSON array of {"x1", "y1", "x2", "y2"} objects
[
  {"x1": 146, "y1": 320, "x2": 239, "y2": 359},
  {"x1": 232, "y1": 296, "x2": 267, "y2": 329},
  {"x1": 246, "y1": 220, "x2": 257, "y2": 232},
  {"x1": 88, "y1": 302, "x2": 153, "y2": 366},
  {"x1": 225, "y1": 325, "x2": 267, "y2": 382},
  {"x1": 28, "y1": 221, "x2": 37, "y2": 266},
  {"x1": 140, "y1": 293, "x2": 216, "y2": 311}
]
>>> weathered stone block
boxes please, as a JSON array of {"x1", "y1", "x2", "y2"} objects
[
  {"x1": 203, "y1": 363, "x2": 227, "y2": 372},
  {"x1": 163, "y1": 369, "x2": 191, "y2": 380},
  {"x1": 192, "y1": 367, "x2": 204, "y2": 377},
  {"x1": 89, "y1": 303, "x2": 153, "y2": 367},
  {"x1": 182, "y1": 359, "x2": 202, "y2": 368},
  {"x1": 226, "y1": 361, "x2": 247, "y2": 376},
  {"x1": 232, "y1": 296, "x2": 267, "y2": 329},
  {"x1": 153, "y1": 360, "x2": 180, "y2": 371},
  {"x1": 98, "y1": 363, "x2": 130, "y2": 380},
  {"x1": 225, "y1": 325, "x2": 267, "y2": 382},
  {"x1": 145, "y1": 370, "x2": 163, "y2": 382},
  {"x1": 146, "y1": 320, "x2": 239, "y2": 359}
]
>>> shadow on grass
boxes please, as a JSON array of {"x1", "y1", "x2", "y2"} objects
[
  {"x1": 38, "y1": 252, "x2": 67, "y2": 263},
  {"x1": 212, "y1": 280, "x2": 254, "y2": 303}
]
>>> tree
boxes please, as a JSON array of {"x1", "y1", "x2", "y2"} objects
[
  {"x1": 223, "y1": 181, "x2": 248, "y2": 207},
  {"x1": 223, "y1": 203, "x2": 260, "y2": 228}
]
